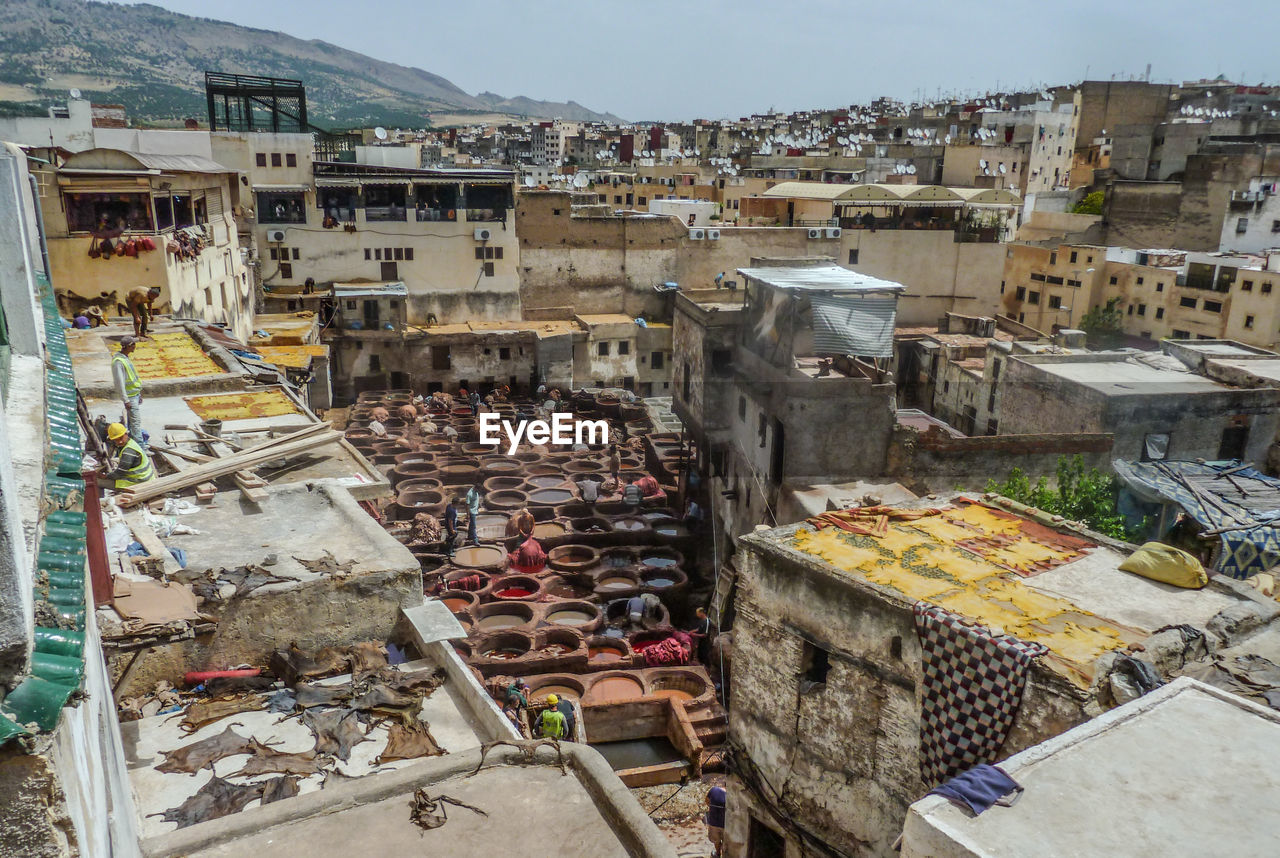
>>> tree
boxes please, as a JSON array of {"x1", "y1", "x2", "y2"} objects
[
  {"x1": 985, "y1": 455, "x2": 1137, "y2": 541},
  {"x1": 1077, "y1": 297, "x2": 1125, "y2": 348},
  {"x1": 1072, "y1": 191, "x2": 1104, "y2": 215}
]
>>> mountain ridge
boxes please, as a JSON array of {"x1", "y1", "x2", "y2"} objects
[{"x1": 0, "y1": 0, "x2": 622, "y2": 127}]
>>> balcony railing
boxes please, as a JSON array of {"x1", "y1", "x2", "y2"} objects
[{"x1": 465, "y1": 208, "x2": 507, "y2": 223}]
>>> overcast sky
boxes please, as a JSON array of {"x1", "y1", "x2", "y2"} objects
[{"x1": 127, "y1": 0, "x2": 1275, "y2": 121}]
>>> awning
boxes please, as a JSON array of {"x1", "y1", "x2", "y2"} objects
[
  {"x1": 316, "y1": 177, "x2": 409, "y2": 187},
  {"x1": 253, "y1": 184, "x2": 311, "y2": 192},
  {"x1": 808, "y1": 293, "x2": 898, "y2": 358}
]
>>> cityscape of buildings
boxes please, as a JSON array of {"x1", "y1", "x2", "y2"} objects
[{"x1": 2, "y1": 57, "x2": 1280, "y2": 858}]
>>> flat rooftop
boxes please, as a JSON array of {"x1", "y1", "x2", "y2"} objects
[
  {"x1": 902, "y1": 678, "x2": 1280, "y2": 857},
  {"x1": 764, "y1": 497, "x2": 1248, "y2": 685},
  {"x1": 1023, "y1": 356, "x2": 1228, "y2": 395},
  {"x1": 67, "y1": 323, "x2": 244, "y2": 397},
  {"x1": 1207, "y1": 357, "x2": 1280, "y2": 385}
]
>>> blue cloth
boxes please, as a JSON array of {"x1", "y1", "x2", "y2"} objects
[
  {"x1": 705, "y1": 786, "x2": 726, "y2": 828},
  {"x1": 444, "y1": 505, "x2": 458, "y2": 534},
  {"x1": 928, "y1": 764, "x2": 1020, "y2": 816},
  {"x1": 124, "y1": 541, "x2": 186, "y2": 568}
]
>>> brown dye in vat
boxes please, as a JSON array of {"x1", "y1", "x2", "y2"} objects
[
  {"x1": 597, "y1": 576, "x2": 633, "y2": 591},
  {"x1": 588, "y1": 646, "x2": 625, "y2": 663},
  {"x1": 442, "y1": 597, "x2": 469, "y2": 612},
  {"x1": 533, "y1": 684, "x2": 580, "y2": 700},
  {"x1": 650, "y1": 688, "x2": 694, "y2": 701},
  {"x1": 585, "y1": 675, "x2": 644, "y2": 703},
  {"x1": 453, "y1": 545, "x2": 505, "y2": 567},
  {"x1": 546, "y1": 582, "x2": 590, "y2": 598},
  {"x1": 541, "y1": 643, "x2": 574, "y2": 656},
  {"x1": 546, "y1": 609, "x2": 594, "y2": 626},
  {"x1": 483, "y1": 648, "x2": 525, "y2": 660},
  {"x1": 476, "y1": 613, "x2": 526, "y2": 630}
]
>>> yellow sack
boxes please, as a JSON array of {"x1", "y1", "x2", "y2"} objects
[{"x1": 1118, "y1": 542, "x2": 1208, "y2": 589}]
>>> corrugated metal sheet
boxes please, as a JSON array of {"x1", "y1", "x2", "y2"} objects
[
  {"x1": 738, "y1": 265, "x2": 905, "y2": 294},
  {"x1": 809, "y1": 293, "x2": 899, "y2": 357}
]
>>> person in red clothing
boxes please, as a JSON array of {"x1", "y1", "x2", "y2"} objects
[
  {"x1": 507, "y1": 535, "x2": 547, "y2": 574},
  {"x1": 634, "y1": 474, "x2": 662, "y2": 498}
]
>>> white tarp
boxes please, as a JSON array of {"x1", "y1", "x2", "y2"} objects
[{"x1": 808, "y1": 293, "x2": 898, "y2": 358}]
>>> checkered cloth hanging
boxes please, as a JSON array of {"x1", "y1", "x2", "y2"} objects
[{"x1": 913, "y1": 602, "x2": 1048, "y2": 788}]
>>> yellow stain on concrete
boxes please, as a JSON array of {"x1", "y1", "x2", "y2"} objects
[
  {"x1": 253, "y1": 345, "x2": 327, "y2": 369},
  {"x1": 185, "y1": 389, "x2": 301, "y2": 422},
  {"x1": 110, "y1": 332, "x2": 223, "y2": 380},
  {"x1": 788, "y1": 507, "x2": 1139, "y2": 684}
]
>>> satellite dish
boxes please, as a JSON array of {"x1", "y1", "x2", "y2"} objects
[
  {"x1": 69, "y1": 88, "x2": 81, "y2": 99},
  {"x1": 907, "y1": 164, "x2": 917, "y2": 174},
  {"x1": 979, "y1": 159, "x2": 988, "y2": 168},
  {"x1": 524, "y1": 177, "x2": 536, "y2": 187},
  {"x1": 999, "y1": 163, "x2": 1007, "y2": 174},
  {"x1": 944, "y1": 134, "x2": 952, "y2": 144},
  {"x1": 574, "y1": 173, "x2": 589, "y2": 188},
  {"x1": 374, "y1": 126, "x2": 388, "y2": 141}
]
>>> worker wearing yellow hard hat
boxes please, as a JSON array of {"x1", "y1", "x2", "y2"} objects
[
  {"x1": 100, "y1": 422, "x2": 155, "y2": 489},
  {"x1": 534, "y1": 695, "x2": 567, "y2": 740}
]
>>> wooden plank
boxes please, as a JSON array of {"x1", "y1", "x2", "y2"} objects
[{"x1": 120, "y1": 509, "x2": 183, "y2": 577}]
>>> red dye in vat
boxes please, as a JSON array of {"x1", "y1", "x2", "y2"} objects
[
  {"x1": 494, "y1": 587, "x2": 533, "y2": 598},
  {"x1": 631, "y1": 637, "x2": 667, "y2": 652}
]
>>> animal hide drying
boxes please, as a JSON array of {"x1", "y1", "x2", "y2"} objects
[
  {"x1": 300, "y1": 708, "x2": 370, "y2": 762},
  {"x1": 155, "y1": 724, "x2": 256, "y2": 775},
  {"x1": 293, "y1": 682, "x2": 353, "y2": 709},
  {"x1": 227, "y1": 741, "x2": 328, "y2": 777},
  {"x1": 260, "y1": 775, "x2": 301, "y2": 805},
  {"x1": 149, "y1": 776, "x2": 264, "y2": 829},
  {"x1": 375, "y1": 721, "x2": 445, "y2": 765},
  {"x1": 179, "y1": 694, "x2": 267, "y2": 734}
]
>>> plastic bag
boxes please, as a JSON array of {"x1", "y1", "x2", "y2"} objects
[{"x1": 1118, "y1": 542, "x2": 1208, "y2": 589}]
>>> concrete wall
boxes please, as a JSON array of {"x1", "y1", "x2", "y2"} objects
[
  {"x1": 724, "y1": 528, "x2": 1089, "y2": 858},
  {"x1": 886, "y1": 426, "x2": 1114, "y2": 492},
  {"x1": 997, "y1": 354, "x2": 1280, "y2": 462}
]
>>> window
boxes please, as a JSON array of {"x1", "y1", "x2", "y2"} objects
[
  {"x1": 483, "y1": 262, "x2": 495, "y2": 277},
  {"x1": 257, "y1": 191, "x2": 306, "y2": 224},
  {"x1": 1156, "y1": 307, "x2": 1165, "y2": 319},
  {"x1": 711, "y1": 349, "x2": 732, "y2": 375},
  {"x1": 1046, "y1": 275, "x2": 1064, "y2": 285},
  {"x1": 278, "y1": 262, "x2": 292, "y2": 279},
  {"x1": 597, "y1": 342, "x2": 610, "y2": 357},
  {"x1": 848, "y1": 248, "x2": 859, "y2": 265},
  {"x1": 432, "y1": 346, "x2": 451, "y2": 370},
  {"x1": 1049, "y1": 251, "x2": 1057, "y2": 265},
  {"x1": 1142, "y1": 433, "x2": 1170, "y2": 462},
  {"x1": 1109, "y1": 275, "x2": 1118, "y2": 285},
  {"x1": 1173, "y1": 328, "x2": 1190, "y2": 338},
  {"x1": 1067, "y1": 279, "x2": 1081, "y2": 288},
  {"x1": 1069, "y1": 251, "x2": 1078, "y2": 263},
  {"x1": 1127, "y1": 304, "x2": 1134, "y2": 315},
  {"x1": 682, "y1": 364, "x2": 691, "y2": 401},
  {"x1": 270, "y1": 152, "x2": 282, "y2": 167},
  {"x1": 1219, "y1": 425, "x2": 1249, "y2": 460},
  {"x1": 614, "y1": 195, "x2": 622, "y2": 204},
  {"x1": 381, "y1": 261, "x2": 398, "y2": 280},
  {"x1": 738, "y1": 396, "x2": 746, "y2": 421},
  {"x1": 638, "y1": 196, "x2": 647, "y2": 206},
  {"x1": 394, "y1": 247, "x2": 403, "y2": 261},
  {"x1": 364, "y1": 185, "x2": 408, "y2": 221},
  {"x1": 1243, "y1": 279, "x2": 1254, "y2": 291},
  {"x1": 1246, "y1": 315, "x2": 1255, "y2": 329},
  {"x1": 1273, "y1": 220, "x2": 1280, "y2": 233},
  {"x1": 1180, "y1": 297, "x2": 1198, "y2": 309},
  {"x1": 651, "y1": 351, "x2": 664, "y2": 370},
  {"x1": 499, "y1": 347, "x2": 511, "y2": 360},
  {"x1": 758, "y1": 413, "x2": 767, "y2": 448},
  {"x1": 748, "y1": 816, "x2": 786, "y2": 858},
  {"x1": 1203, "y1": 300, "x2": 1223, "y2": 313},
  {"x1": 1137, "y1": 304, "x2": 1146, "y2": 316},
  {"x1": 1264, "y1": 283, "x2": 1274, "y2": 295},
  {"x1": 618, "y1": 341, "x2": 630, "y2": 355},
  {"x1": 63, "y1": 192, "x2": 154, "y2": 233},
  {"x1": 1028, "y1": 291, "x2": 1040, "y2": 305},
  {"x1": 413, "y1": 184, "x2": 459, "y2": 221},
  {"x1": 285, "y1": 153, "x2": 297, "y2": 168},
  {"x1": 291, "y1": 248, "x2": 300, "y2": 260},
  {"x1": 255, "y1": 153, "x2": 267, "y2": 167},
  {"x1": 800, "y1": 640, "x2": 831, "y2": 687},
  {"x1": 1237, "y1": 217, "x2": 1249, "y2": 234},
  {"x1": 1031, "y1": 272, "x2": 1047, "y2": 282},
  {"x1": 368, "y1": 353, "x2": 381, "y2": 373},
  {"x1": 1016, "y1": 286, "x2": 1026, "y2": 301},
  {"x1": 1156, "y1": 281, "x2": 1164, "y2": 292},
  {"x1": 1048, "y1": 295, "x2": 1062, "y2": 309},
  {"x1": 1137, "y1": 276, "x2": 1144, "y2": 285}
]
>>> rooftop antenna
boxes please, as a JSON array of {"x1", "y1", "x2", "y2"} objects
[
  {"x1": 69, "y1": 88, "x2": 81, "y2": 99},
  {"x1": 374, "y1": 126, "x2": 388, "y2": 141}
]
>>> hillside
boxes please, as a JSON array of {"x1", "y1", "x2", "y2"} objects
[{"x1": 0, "y1": 0, "x2": 621, "y2": 128}]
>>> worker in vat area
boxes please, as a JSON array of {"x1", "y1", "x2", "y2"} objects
[
  {"x1": 124, "y1": 286, "x2": 162, "y2": 339},
  {"x1": 689, "y1": 607, "x2": 717, "y2": 665},
  {"x1": 469, "y1": 389, "x2": 481, "y2": 416},
  {"x1": 112, "y1": 336, "x2": 145, "y2": 444},
  {"x1": 553, "y1": 694, "x2": 576, "y2": 742},
  {"x1": 535, "y1": 695, "x2": 567, "y2": 740},
  {"x1": 577, "y1": 477, "x2": 599, "y2": 507},
  {"x1": 465, "y1": 483, "x2": 482, "y2": 544},
  {"x1": 442, "y1": 498, "x2": 459, "y2": 558},
  {"x1": 504, "y1": 680, "x2": 530, "y2": 712},
  {"x1": 99, "y1": 422, "x2": 155, "y2": 490},
  {"x1": 622, "y1": 478, "x2": 644, "y2": 510},
  {"x1": 705, "y1": 786, "x2": 726, "y2": 857},
  {"x1": 607, "y1": 443, "x2": 621, "y2": 482},
  {"x1": 634, "y1": 473, "x2": 664, "y2": 501}
]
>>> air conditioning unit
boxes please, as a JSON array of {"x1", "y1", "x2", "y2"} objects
[
  {"x1": 689, "y1": 228, "x2": 706, "y2": 240},
  {"x1": 474, "y1": 227, "x2": 493, "y2": 241},
  {"x1": 266, "y1": 229, "x2": 286, "y2": 243},
  {"x1": 807, "y1": 228, "x2": 823, "y2": 239},
  {"x1": 707, "y1": 228, "x2": 721, "y2": 240},
  {"x1": 826, "y1": 227, "x2": 842, "y2": 238}
]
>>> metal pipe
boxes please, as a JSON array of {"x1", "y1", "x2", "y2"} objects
[
  {"x1": 27, "y1": 172, "x2": 51, "y2": 278},
  {"x1": 81, "y1": 471, "x2": 113, "y2": 608}
]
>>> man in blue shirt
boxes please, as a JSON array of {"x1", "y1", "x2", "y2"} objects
[{"x1": 465, "y1": 484, "x2": 481, "y2": 544}]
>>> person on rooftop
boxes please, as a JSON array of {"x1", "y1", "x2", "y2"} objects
[
  {"x1": 508, "y1": 535, "x2": 547, "y2": 574},
  {"x1": 112, "y1": 336, "x2": 145, "y2": 444},
  {"x1": 99, "y1": 422, "x2": 155, "y2": 490},
  {"x1": 124, "y1": 286, "x2": 161, "y2": 339}
]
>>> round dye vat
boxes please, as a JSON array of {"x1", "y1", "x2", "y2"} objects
[
  {"x1": 482, "y1": 647, "x2": 525, "y2": 660},
  {"x1": 533, "y1": 684, "x2": 580, "y2": 701},
  {"x1": 529, "y1": 488, "x2": 575, "y2": 505},
  {"x1": 441, "y1": 597, "x2": 470, "y2": 612},
  {"x1": 527, "y1": 475, "x2": 568, "y2": 488},
  {"x1": 585, "y1": 675, "x2": 644, "y2": 704},
  {"x1": 612, "y1": 518, "x2": 647, "y2": 532},
  {"x1": 541, "y1": 643, "x2": 574, "y2": 656},
  {"x1": 602, "y1": 552, "x2": 632, "y2": 568},
  {"x1": 546, "y1": 609, "x2": 595, "y2": 626},
  {"x1": 597, "y1": 576, "x2": 634, "y2": 591},
  {"x1": 452, "y1": 544, "x2": 505, "y2": 568},
  {"x1": 644, "y1": 578, "x2": 675, "y2": 588},
  {"x1": 494, "y1": 587, "x2": 533, "y2": 598},
  {"x1": 545, "y1": 582, "x2": 591, "y2": 599},
  {"x1": 533, "y1": 522, "x2": 568, "y2": 540},
  {"x1": 641, "y1": 556, "x2": 678, "y2": 568},
  {"x1": 650, "y1": 688, "x2": 694, "y2": 701},
  {"x1": 588, "y1": 646, "x2": 625, "y2": 664},
  {"x1": 476, "y1": 613, "x2": 527, "y2": 631}
]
